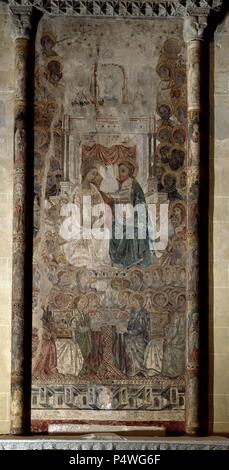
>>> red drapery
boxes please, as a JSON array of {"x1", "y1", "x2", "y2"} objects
[{"x1": 82, "y1": 143, "x2": 136, "y2": 165}]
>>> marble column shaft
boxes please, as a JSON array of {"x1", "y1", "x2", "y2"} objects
[
  {"x1": 10, "y1": 8, "x2": 33, "y2": 435},
  {"x1": 184, "y1": 16, "x2": 207, "y2": 435}
]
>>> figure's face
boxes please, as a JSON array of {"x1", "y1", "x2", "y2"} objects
[
  {"x1": 180, "y1": 173, "x2": 186, "y2": 188},
  {"x1": 87, "y1": 293, "x2": 98, "y2": 309},
  {"x1": 78, "y1": 297, "x2": 87, "y2": 313},
  {"x1": 177, "y1": 295, "x2": 185, "y2": 308},
  {"x1": 133, "y1": 299, "x2": 141, "y2": 310},
  {"x1": 152, "y1": 271, "x2": 159, "y2": 281},
  {"x1": 155, "y1": 166, "x2": 163, "y2": 178},
  {"x1": 47, "y1": 175, "x2": 53, "y2": 187},
  {"x1": 144, "y1": 272, "x2": 151, "y2": 286},
  {"x1": 43, "y1": 37, "x2": 53, "y2": 50},
  {"x1": 131, "y1": 273, "x2": 142, "y2": 289},
  {"x1": 122, "y1": 292, "x2": 129, "y2": 305},
  {"x1": 164, "y1": 175, "x2": 175, "y2": 190},
  {"x1": 158, "y1": 294, "x2": 165, "y2": 305},
  {"x1": 85, "y1": 167, "x2": 100, "y2": 184},
  {"x1": 79, "y1": 271, "x2": 90, "y2": 289},
  {"x1": 119, "y1": 164, "x2": 130, "y2": 182},
  {"x1": 174, "y1": 207, "x2": 182, "y2": 221}
]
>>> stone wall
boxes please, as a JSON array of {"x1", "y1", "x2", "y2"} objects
[
  {"x1": 0, "y1": 3, "x2": 14, "y2": 434},
  {"x1": 0, "y1": 3, "x2": 229, "y2": 435},
  {"x1": 210, "y1": 12, "x2": 229, "y2": 435}
]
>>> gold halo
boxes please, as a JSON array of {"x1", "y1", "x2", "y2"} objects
[
  {"x1": 156, "y1": 62, "x2": 173, "y2": 81},
  {"x1": 157, "y1": 103, "x2": 172, "y2": 121},
  {"x1": 47, "y1": 58, "x2": 63, "y2": 72},
  {"x1": 172, "y1": 127, "x2": 186, "y2": 145},
  {"x1": 170, "y1": 200, "x2": 186, "y2": 218},
  {"x1": 152, "y1": 291, "x2": 168, "y2": 309},
  {"x1": 163, "y1": 38, "x2": 182, "y2": 59},
  {"x1": 157, "y1": 125, "x2": 173, "y2": 143},
  {"x1": 161, "y1": 170, "x2": 177, "y2": 187},
  {"x1": 130, "y1": 292, "x2": 144, "y2": 307},
  {"x1": 176, "y1": 292, "x2": 186, "y2": 308},
  {"x1": 157, "y1": 142, "x2": 172, "y2": 160},
  {"x1": 117, "y1": 157, "x2": 138, "y2": 178},
  {"x1": 41, "y1": 32, "x2": 56, "y2": 46}
]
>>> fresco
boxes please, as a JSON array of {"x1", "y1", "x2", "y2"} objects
[{"x1": 31, "y1": 18, "x2": 187, "y2": 432}]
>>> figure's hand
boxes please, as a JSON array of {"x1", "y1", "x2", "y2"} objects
[
  {"x1": 100, "y1": 191, "x2": 113, "y2": 206},
  {"x1": 79, "y1": 326, "x2": 89, "y2": 333}
]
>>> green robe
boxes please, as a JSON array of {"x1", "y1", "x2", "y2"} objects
[{"x1": 109, "y1": 179, "x2": 152, "y2": 268}]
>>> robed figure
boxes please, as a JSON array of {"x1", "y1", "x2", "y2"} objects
[{"x1": 109, "y1": 159, "x2": 152, "y2": 268}]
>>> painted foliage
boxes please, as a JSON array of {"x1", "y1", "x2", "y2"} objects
[{"x1": 31, "y1": 18, "x2": 187, "y2": 431}]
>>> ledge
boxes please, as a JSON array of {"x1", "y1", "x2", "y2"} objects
[{"x1": 0, "y1": 436, "x2": 228, "y2": 450}]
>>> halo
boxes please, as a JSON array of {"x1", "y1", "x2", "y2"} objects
[
  {"x1": 86, "y1": 291, "x2": 100, "y2": 307},
  {"x1": 157, "y1": 125, "x2": 173, "y2": 144},
  {"x1": 170, "y1": 200, "x2": 186, "y2": 219},
  {"x1": 172, "y1": 127, "x2": 186, "y2": 145},
  {"x1": 161, "y1": 170, "x2": 177, "y2": 187},
  {"x1": 173, "y1": 67, "x2": 186, "y2": 87},
  {"x1": 156, "y1": 62, "x2": 172, "y2": 81},
  {"x1": 157, "y1": 143, "x2": 172, "y2": 162},
  {"x1": 117, "y1": 157, "x2": 138, "y2": 178},
  {"x1": 163, "y1": 38, "x2": 182, "y2": 59},
  {"x1": 176, "y1": 292, "x2": 186, "y2": 308},
  {"x1": 157, "y1": 103, "x2": 172, "y2": 121},
  {"x1": 179, "y1": 169, "x2": 186, "y2": 188},
  {"x1": 41, "y1": 32, "x2": 56, "y2": 46},
  {"x1": 152, "y1": 291, "x2": 168, "y2": 309},
  {"x1": 130, "y1": 292, "x2": 144, "y2": 306},
  {"x1": 47, "y1": 58, "x2": 63, "y2": 72},
  {"x1": 175, "y1": 105, "x2": 187, "y2": 124},
  {"x1": 169, "y1": 287, "x2": 181, "y2": 298}
]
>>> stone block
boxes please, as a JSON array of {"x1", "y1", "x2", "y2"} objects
[
  {"x1": 0, "y1": 393, "x2": 8, "y2": 421},
  {"x1": 214, "y1": 222, "x2": 229, "y2": 259},
  {"x1": 0, "y1": 257, "x2": 9, "y2": 286},
  {"x1": 213, "y1": 421, "x2": 229, "y2": 434},
  {"x1": 213, "y1": 197, "x2": 229, "y2": 223},
  {"x1": 214, "y1": 157, "x2": 229, "y2": 196},
  {"x1": 213, "y1": 395, "x2": 229, "y2": 423},
  {"x1": 213, "y1": 353, "x2": 229, "y2": 394},
  {"x1": 213, "y1": 288, "x2": 229, "y2": 327},
  {"x1": 215, "y1": 72, "x2": 229, "y2": 95},
  {"x1": 0, "y1": 420, "x2": 10, "y2": 434},
  {"x1": 213, "y1": 327, "x2": 229, "y2": 353},
  {"x1": 212, "y1": 260, "x2": 229, "y2": 287}
]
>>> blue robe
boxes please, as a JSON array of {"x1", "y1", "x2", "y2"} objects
[
  {"x1": 125, "y1": 307, "x2": 150, "y2": 375},
  {"x1": 109, "y1": 179, "x2": 152, "y2": 268}
]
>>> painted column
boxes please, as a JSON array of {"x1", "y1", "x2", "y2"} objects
[
  {"x1": 183, "y1": 15, "x2": 208, "y2": 435},
  {"x1": 10, "y1": 6, "x2": 33, "y2": 434}
]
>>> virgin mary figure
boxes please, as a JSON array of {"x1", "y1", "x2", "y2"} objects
[{"x1": 62, "y1": 161, "x2": 111, "y2": 268}]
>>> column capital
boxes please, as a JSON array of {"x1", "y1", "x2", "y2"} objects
[
  {"x1": 183, "y1": 15, "x2": 208, "y2": 43},
  {"x1": 10, "y1": 6, "x2": 34, "y2": 40}
]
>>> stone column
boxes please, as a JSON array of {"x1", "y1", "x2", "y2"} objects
[
  {"x1": 183, "y1": 15, "x2": 208, "y2": 435},
  {"x1": 10, "y1": 6, "x2": 33, "y2": 435}
]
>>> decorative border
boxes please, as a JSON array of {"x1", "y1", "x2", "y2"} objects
[
  {"x1": 0, "y1": 438, "x2": 229, "y2": 450},
  {"x1": 31, "y1": 384, "x2": 185, "y2": 411},
  {"x1": 8, "y1": 0, "x2": 223, "y2": 18}
]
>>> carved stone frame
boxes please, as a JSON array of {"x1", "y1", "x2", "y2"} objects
[{"x1": 8, "y1": 0, "x2": 225, "y2": 435}]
